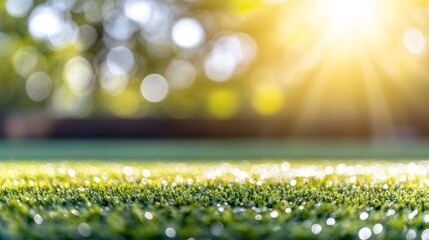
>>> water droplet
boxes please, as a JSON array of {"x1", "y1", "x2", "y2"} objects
[
  {"x1": 123, "y1": 166, "x2": 133, "y2": 176},
  {"x1": 326, "y1": 218, "x2": 335, "y2": 225},
  {"x1": 311, "y1": 224, "x2": 322, "y2": 234},
  {"x1": 422, "y1": 229, "x2": 429, "y2": 240},
  {"x1": 78, "y1": 223, "x2": 91, "y2": 237},
  {"x1": 386, "y1": 209, "x2": 395, "y2": 216},
  {"x1": 211, "y1": 222, "x2": 224, "y2": 236},
  {"x1": 373, "y1": 223, "x2": 383, "y2": 234},
  {"x1": 358, "y1": 227, "x2": 372, "y2": 240},
  {"x1": 71, "y1": 209, "x2": 80, "y2": 216},
  {"x1": 165, "y1": 227, "x2": 176, "y2": 238},
  {"x1": 68, "y1": 169, "x2": 76, "y2": 178},
  {"x1": 270, "y1": 211, "x2": 278, "y2": 218},
  {"x1": 93, "y1": 176, "x2": 100, "y2": 183},
  {"x1": 360, "y1": 212, "x2": 369, "y2": 220},
  {"x1": 408, "y1": 210, "x2": 418, "y2": 220},
  {"x1": 144, "y1": 212, "x2": 153, "y2": 220},
  {"x1": 142, "y1": 169, "x2": 151, "y2": 178},
  {"x1": 324, "y1": 166, "x2": 334, "y2": 175},
  {"x1": 281, "y1": 162, "x2": 290, "y2": 171},
  {"x1": 187, "y1": 179, "x2": 193, "y2": 185},
  {"x1": 406, "y1": 229, "x2": 417, "y2": 240},
  {"x1": 34, "y1": 214, "x2": 43, "y2": 224}
]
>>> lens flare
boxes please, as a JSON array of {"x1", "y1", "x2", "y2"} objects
[{"x1": 325, "y1": 0, "x2": 374, "y2": 33}]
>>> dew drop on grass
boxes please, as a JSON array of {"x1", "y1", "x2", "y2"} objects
[
  {"x1": 270, "y1": 211, "x2": 278, "y2": 218},
  {"x1": 311, "y1": 224, "x2": 322, "y2": 234},
  {"x1": 29, "y1": 209, "x2": 36, "y2": 216},
  {"x1": 255, "y1": 214, "x2": 262, "y2": 220},
  {"x1": 211, "y1": 222, "x2": 224, "y2": 236},
  {"x1": 93, "y1": 176, "x2": 100, "y2": 183},
  {"x1": 360, "y1": 212, "x2": 369, "y2": 220},
  {"x1": 373, "y1": 223, "x2": 383, "y2": 234},
  {"x1": 424, "y1": 214, "x2": 429, "y2": 223},
  {"x1": 290, "y1": 179, "x2": 297, "y2": 186},
  {"x1": 358, "y1": 227, "x2": 372, "y2": 240},
  {"x1": 285, "y1": 208, "x2": 291, "y2": 213},
  {"x1": 280, "y1": 162, "x2": 290, "y2": 171},
  {"x1": 326, "y1": 218, "x2": 335, "y2": 225},
  {"x1": 422, "y1": 229, "x2": 429, "y2": 240},
  {"x1": 324, "y1": 166, "x2": 334, "y2": 175},
  {"x1": 123, "y1": 166, "x2": 133, "y2": 176},
  {"x1": 408, "y1": 210, "x2": 418, "y2": 220},
  {"x1": 386, "y1": 209, "x2": 395, "y2": 216},
  {"x1": 336, "y1": 164, "x2": 347, "y2": 175},
  {"x1": 34, "y1": 214, "x2": 43, "y2": 224},
  {"x1": 67, "y1": 169, "x2": 75, "y2": 178},
  {"x1": 144, "y1": 212, "x2": 153, "y2": 220},
  {"x1": 165, "y1": 227, "x2": 176, "y2": 238},
  {"x1": 142, "y1": 169, "x2": 151, "y2": 178},
  {"x1": 71, "y1": 209, "x2": 80, "y2": 216},
  {"x1": 406, "y1": 229, "x2": 417, "y2": 240},
  {"x1": 78, "y1": 223, "x2": 91, "y2": 237},
  {"x1": 187, "y1": 178, "x2": 193, "y2": 185}
]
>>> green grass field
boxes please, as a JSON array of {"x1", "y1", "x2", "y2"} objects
[{"x1": 1, "y1": 160, "x2": 429, "y2": 239}]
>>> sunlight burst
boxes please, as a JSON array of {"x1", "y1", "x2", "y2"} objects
[
  {"x1": 274, "y1": 0, "x2": 428, "y2": 136},
  {"x1": 325, "y1": 0, "x2": 374, "y2": 33}
]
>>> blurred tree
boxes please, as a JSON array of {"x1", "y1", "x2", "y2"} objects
[{"x1": 0, "y1": 0, "x2": 428, "y2": 137}]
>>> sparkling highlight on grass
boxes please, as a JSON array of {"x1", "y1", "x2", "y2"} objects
[{"x1": 0, "y1": 160, "x2": 429, "y2": 239}]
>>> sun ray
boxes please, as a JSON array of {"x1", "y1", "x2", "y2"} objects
[
  {"x1": 291, "y1": 49, "x2": 353, "y2": 134},
  {"x1": 358, "y1": 51, "x2": 396, "y2": 138},
  {"x1": 269, "y1": 0, "x2": 429, "y2": 136},
  {"x1": 376, "y1": 56, "x2": 429, "y2": 120}
]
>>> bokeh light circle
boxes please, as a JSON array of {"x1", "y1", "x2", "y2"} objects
[
  {"x1": 26, "y1": 72, "x2": 52, "y2": 102},
  {"x1": 403, "y1": 28, "x2": 426, "y2": 55},
  {"x1": 171, "y1": 18, "x2": 205, "y2": 49},
  {"x1": 141, "y1": 74, "x2": 169, "y2": 103}
]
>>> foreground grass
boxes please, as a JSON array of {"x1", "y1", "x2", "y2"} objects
[{"x1": 1, "y1": 160, "x2": 429, "y2": 239}]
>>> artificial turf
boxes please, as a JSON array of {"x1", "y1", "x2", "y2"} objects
[{"x1": 1, "y1": 160, "x2": 429, "y2": 239}]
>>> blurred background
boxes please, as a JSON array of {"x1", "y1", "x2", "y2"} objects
[{"x1": 1, "y1": 0, "x2": 429, "y2": 140}]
